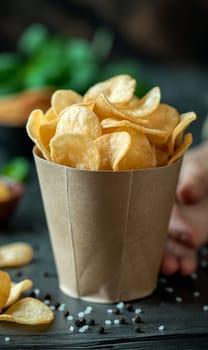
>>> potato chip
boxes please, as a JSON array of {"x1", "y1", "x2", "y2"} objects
[
  {"x1": 0, "y1": 271, "x2": 11, "y2": 313},
  {"x1": 144, "y1": 104, "x2": 180, "y2": 135},
  {"x1": 94, "y1": 132, "x2": 131, "y2": 170},
  {"x1": 39, "y1": 118, "x2": 59, "y2": 155},
  {"x1": 168, "y1": 112, "x2": 197, "y2": 155},
  {"x1": 4, "y1": 279, "x2": 33, "y2": 309},
  {"x1": 0, "y1": 297, "x2": 54, "y2": 325},
  {"x1": 56, "y1": 105, "x2": 102, "y2": 140},
  {"x1": 45, "y1": 107, "x2": 58, "y2": 121},
  {"x1": 26, "y1": 109, "x2": 51, "y2": 160},
  {"x1": 84, "y1": 74, "x2": 136, "y2": 105},
  {"x1": 155, "y1": 148, "x2": 169, "y2": 167},
  {"x1": 101, "y1": 118, "x2": 168, "y2": 145},
  {"x1": 0, "y1": 242, "x2": 33, "y2": 268},
  {"x1": 51, "y1": 89, "x2": 83, "y2": 115},
  {"x1": 50, "y1": 133, "x2": 101, "y2": 170},
  {"x1": 168, "y1": 133, "x2": 193, "y2": 165},
  {"x1": 94, "y1": 93, "x2": 149, "y2": 125},
  {"x1": 116, "y1": 128, "x2": 157, "y2": 170},
  {"x1": 118, "y1": 87, "x2": 161, "y2": 117}
]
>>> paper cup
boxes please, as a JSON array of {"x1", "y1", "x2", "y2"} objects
[{"x1": 33, "y1": 146, "x2": 182, "y2": 303}]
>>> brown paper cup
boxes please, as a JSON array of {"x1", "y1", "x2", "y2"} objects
[{"x1": 33, "y1": 146, "x2": 182, "y2": 303}]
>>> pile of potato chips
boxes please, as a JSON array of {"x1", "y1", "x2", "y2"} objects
[
  {"x1": 0, "y1": 270, "x2": 54, "y2": 325},
  {"x1": 26, "y1": 75, "x2": 196, "y2": 170}
]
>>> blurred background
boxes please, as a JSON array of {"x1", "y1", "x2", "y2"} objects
[{"x1": 0, "y1": 0, "x2": 207, "y2": 161}]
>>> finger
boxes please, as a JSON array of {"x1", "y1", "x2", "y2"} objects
[
  {"x1": 168, "y1": 206, "x2": 199, "y2": 248},
  {"x1": 160, "y1": 253, "x2": 179, "y2": 276},
  {"x1": 178, "y1": 255, "x2": 198, "y2": 276}
]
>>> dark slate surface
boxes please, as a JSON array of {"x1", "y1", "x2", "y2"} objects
[{"x1": 0, "y1": 64, "x2": 208, "y2": 349}]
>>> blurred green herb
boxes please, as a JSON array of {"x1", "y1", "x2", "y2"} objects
[
  {"x1": 0, "y1": 23, "x2": 149, "y2": 97},
  {"x1": 1, "y1": 157, "x2": 30, "y2": 182}
]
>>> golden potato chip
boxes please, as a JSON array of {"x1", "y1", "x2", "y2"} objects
[
  {"x1": 144, "y1": 104, "x2": 180, "y2": 135},
  {"x1": 0, "y1": 271, "x2": 11, "y2": 313},
  {"x1": 4, "y1": 279, "x2": 33, "y2": 309},
  {"x1": 155, "y1": 148, "x2": 169, "y2": 167},
  {"x1": 94, "y1": 132, "x2": 131, "y2": 170},
  {"x1": 50, "y1": 133, "x2": 101, "y2": 170},
  {"x1": 26, "y1": 109, "x2": 51, "y2": 160},
  {"x1": 101, "y1": 118, "x2": 168, "y2": 145},
  {"x1": 94, "y1": 93, "x2": 149, "y2": 125},
  {"x1": 0, "y1": 297, "x2": 54, "y2": 325},
  {"x1": 168, "y1": 133, "x2": 193, "y2": 165},
  {"x1": 45, "y1": 107, "x2": 58, "y2": 121},
  {"x1": 39, "y1": 118, "x2": 59, "y2": 155},
  {"x1": 168, "y1": 112, "x2": 197, "y2": 155},
  {"x1": 0, "y1": 242, "x2": 33, "y2": 268},
  {"x1": 84, "y1": 74, "x2": 136, "y2": 105},
  {"x1": 118, "y1": 87, "x2": 161, "y2": 117},
  {"x1": 56, "y1": 105, "x2": 102, "y2": 140},
  {"x1": 51, "y1": 89, "x2": 83, "y2": 115},
  {"x1": 116, "y1": 128, "x2": 157, "y2": 170}
]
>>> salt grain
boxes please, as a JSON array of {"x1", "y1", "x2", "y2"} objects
[
  {"x1": 165, "y1": 287, "x2": 174, "y2": 293},
  {"x1": 135, "y1": 308, "x2": 143, "y2": 314},
  {"x1": 69, "y1": 326, "x2": 74, "y2": 332},
  {"x1": 116, "y1": 302, "x2": 124, "y2": 310},
  {"x1": 203, "y1": 305, "x2": 208, "y2": 311},
  {"x1": 114, "y1": 319, "x2": 120, "y2": 325},
  {"x1": 44, "y1": 299, "x2": 50, "y2": 305},
  {"x1": 67, "y1": 315, "x2": 74, "y2": 321},
  {"x1": 79, "y1": 325, "x2": 89, "y2": 333},
  {"x1": 84, "y1": 306, "x2": 93, "y2": 314},
  {"x1": 105, "y1": 320, "x2": 112, "y2": 325},
  {"x1": 191, "y1": 272, "x2": 198, "y2": 280},
  {"x1": 107, "y1": 309, "x2": 113, "y2": 314},
  {"x1": 50, "y1": 305, "x2": 56, "y2": 311},
  {"x1": 176, "y1": 296, "x2": 182, "y2": 303},
  {"x1": 34, "y1": 288, "x2": 40, "y2": 296},
  {"x1": 4, "y1": 337, "x2": 10, "y2": 342},
  {"x1": 58, "y1": 303, "x2": 65, "y2": 311},
  {"x1": 158, "y1": 325, "x2": 165, "y2": 331},
  {"x1": 78, "y1": 311, "x2": 85, "y2": 318},
  {"x1": 193, "y1": 291, "x2": 200, "y2": 298}
]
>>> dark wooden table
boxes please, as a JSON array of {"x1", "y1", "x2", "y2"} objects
[{"x1": 0, "y1": 64, "x2": 208, "y2": 349}]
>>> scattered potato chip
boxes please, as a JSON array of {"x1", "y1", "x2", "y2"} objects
[
  {"x1": 101, "y1": 118, "x2": 168, "y2": 145},
  {"x1": 4, "y1": 279, "x2": 33, "y2": 309},
  {"x1": 0, "y1": 271, "x2": 11, "y2": 313},
  {"x1": 115, "y1": 128, "x2": 157, "y2": 170},
  {"x1": 168, "y1": 133, "x2": 193, "y2": 165},
  {"x1": 51, "y1": 89, "x2": 83, "y2": 115},
  {"x1": 56, "y1": 105, "x2": 102, "y2": 140},
  {"x1": 50, "y1": 133, "x2": 101, "y2": 170},
  {"x1": 94, "y1": 132, "x2": 131, "y2": 170},
  {"x1": 0, "y1": 297, "x2": 54, "y2": 325},
  {"x1": 168, "y1": 112, "x2": 197, "y2": 155},
  {"x1": 0, "y1": 242, "x2": 33, "y2": 268},
  {"x1": 84, "y1": 74, "x2": 136, "y2": 105}
]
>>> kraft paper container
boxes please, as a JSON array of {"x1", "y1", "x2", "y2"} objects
[{"x1": 33, "y1": 146, "x2": 182, "y2": 303}]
